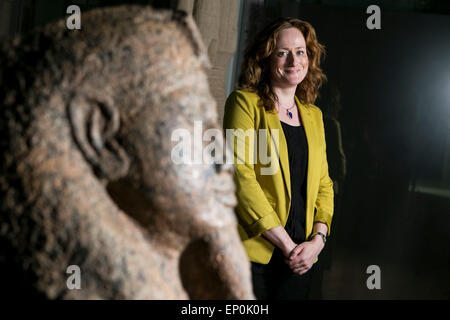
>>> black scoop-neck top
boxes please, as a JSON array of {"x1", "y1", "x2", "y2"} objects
[{"x1": 280, "y1": 121, "x2": 308, "y2": 244}]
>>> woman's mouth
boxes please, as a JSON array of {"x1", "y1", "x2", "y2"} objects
[{"x1": 285, "y1": 67, "x2": 303, "y2": 73}]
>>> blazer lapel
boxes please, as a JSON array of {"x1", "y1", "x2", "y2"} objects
[
  {"x1": 265, "y1": 108, "x2": 291, "y2": 202},
  {"x1": 264, "y1": 97, "x2": 314, "y2": 213}
]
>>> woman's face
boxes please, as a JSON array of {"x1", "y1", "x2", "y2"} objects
[{"x1": 269, "y1": 27, "x2": 308, "y2": 89}]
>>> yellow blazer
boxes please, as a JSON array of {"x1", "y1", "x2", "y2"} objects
[{"x1": 223, "y1": 90, "x2": 334, "y2": 264}]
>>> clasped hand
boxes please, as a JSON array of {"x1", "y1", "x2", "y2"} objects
[{"x1": 285, "y1": 238, "x2": 324, "y2": 275}]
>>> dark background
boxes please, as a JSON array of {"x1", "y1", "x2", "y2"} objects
[
  {"x1": 254, "y1": 0, "x2": 450, "y2": 299},
  {"x1": 1, "y1": 0, "x2": 449, "y2": 299}
]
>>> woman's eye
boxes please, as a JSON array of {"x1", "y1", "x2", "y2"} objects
[
  {"x1": 296, "y1": 50, "x2": 304, "y2": 55},
  {"x1": 277, "y1": 51, "x2": 288, "y2": 57}
]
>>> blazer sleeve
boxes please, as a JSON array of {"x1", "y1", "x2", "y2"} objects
[
  {"x1": 223, "y1": 91, "x2": 282, "y2": 237},
  {"x1": 313, "y1": 107, "x2": 335, "y2": 236}
]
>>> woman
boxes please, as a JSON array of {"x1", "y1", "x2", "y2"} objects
[{"x1": 223, "y1": 17, "x2": 334, "y2": 300}]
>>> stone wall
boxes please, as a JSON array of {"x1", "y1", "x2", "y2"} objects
[{"x1": 177, "y1": 0, "x2": 240, "y2": 124}]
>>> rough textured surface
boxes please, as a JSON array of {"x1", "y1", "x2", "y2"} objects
[
  {"x1": 0, "y1": 5, "x2": 253, "y2": 300},
  {"x1": 177, "y1": 0, "x2": 240, "y2": 125}
]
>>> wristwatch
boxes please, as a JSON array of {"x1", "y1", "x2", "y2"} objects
[{"x1": 310, "y1": 231, "x2": 327, "y2": 245}]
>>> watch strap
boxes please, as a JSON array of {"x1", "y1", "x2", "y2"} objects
[{"x1": 310, "y1": 231, "x2": 327, "y2": 244}]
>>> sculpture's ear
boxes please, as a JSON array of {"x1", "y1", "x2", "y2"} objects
[{"x1": 68, "y1": 95, "x2": 130, "y2": 181}]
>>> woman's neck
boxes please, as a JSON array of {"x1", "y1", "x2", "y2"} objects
[{"x1": 272, "y1": 85, "x2": 297, "y2": 107}]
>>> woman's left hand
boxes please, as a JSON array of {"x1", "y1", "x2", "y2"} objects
[{"x1": 285, "y1": 237, "x2": 325, "y2": 275}]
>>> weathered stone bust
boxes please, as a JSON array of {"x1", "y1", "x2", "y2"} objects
[{"x1": 0, "y1": 5, "x2": 253, "y2": 299}]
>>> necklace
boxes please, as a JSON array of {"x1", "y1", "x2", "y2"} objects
[{"x1": 278, "y1": 102, "x2": 296, "y2": 119}]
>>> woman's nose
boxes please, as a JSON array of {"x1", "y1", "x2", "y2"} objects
[{"x1": 286, "y1": 51, "x2": 299, "y2": 66}]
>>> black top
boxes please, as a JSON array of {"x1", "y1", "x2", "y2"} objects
[{"x1": 280, "y1": 121, "x2": 308, "y2": 244}]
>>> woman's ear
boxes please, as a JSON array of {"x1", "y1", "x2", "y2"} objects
[{"x1": 68, "y1": 94, "x2": 130, "y2": 181}]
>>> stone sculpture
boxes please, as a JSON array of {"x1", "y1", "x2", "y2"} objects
[{"x1": 0, "y1": 5, "x2": 253, "y2": 299}]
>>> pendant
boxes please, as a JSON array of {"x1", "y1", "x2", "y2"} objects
[{"x1": 287, "y1": 111, "x2": 293, "y2": 119}]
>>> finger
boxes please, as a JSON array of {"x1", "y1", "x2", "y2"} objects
[
  {"x1": 289, "y1": 257, "x2": 305, "y2": 269},
  {"x1": 287, "y1": 260, "x2": 295, "y2": 268},
  {"x1": 293, "y1": 265, "x2": 307, "y2": 274},
  {"x1": 289, "y1": 245, "x2": 304, "y2": 260},
  {"x1": 295, "y1": 267, "x2": 306, "y2": 275},
  {"x1": 299, "y1": 265, "x2": 312, "y2": 275},
  {"x1": 295, "y1": 268, "x2": 306, "y2": 275},
  {"x1": 287, "y1": 257, "x2": 301, "y2": 267},
  {"x1": 288, "y1": 262, "x2": 299, "y2": 271},
  {"x1": 299, "y1": 268, "x2": 310, "y2": 275},
  {"x1": 295, "y1": 257, "x2": 307, "y2": 268},
  {"x1": 293, "y1": 261, "x2": 312, "y2": 273}
]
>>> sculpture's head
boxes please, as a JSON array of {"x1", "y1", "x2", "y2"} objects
[
  {"x1": 0, "y1": 6, "x2": 251, "y2": 299},
  {"x1": 60, "y1": 8, "x2": 237, "y2": 244}
]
